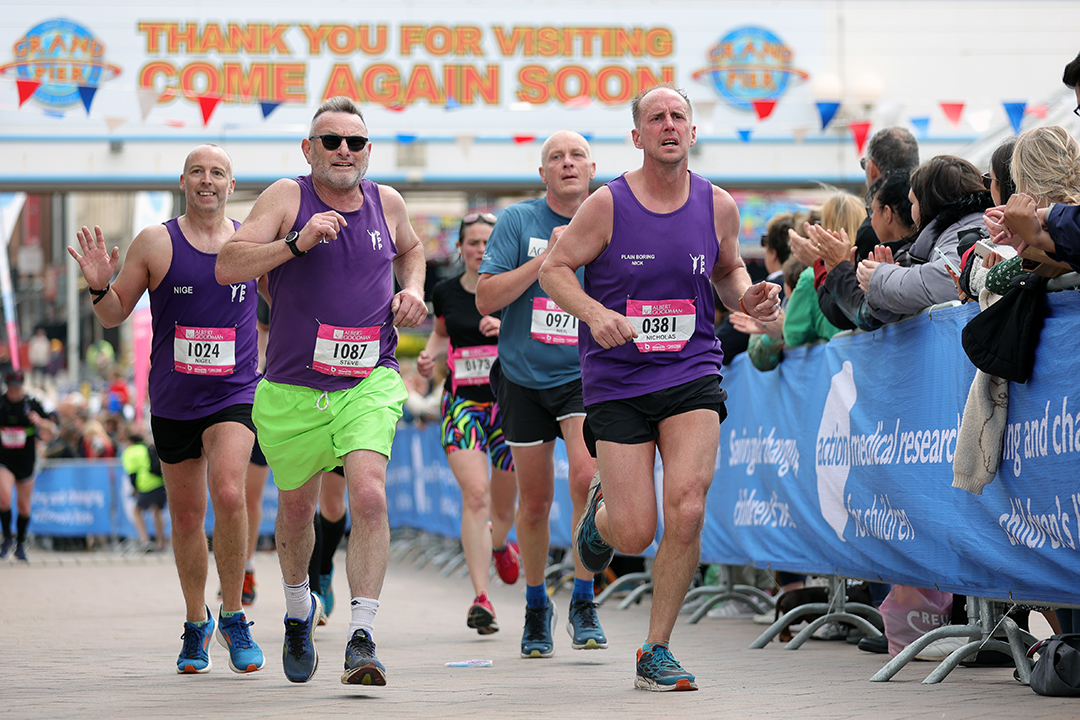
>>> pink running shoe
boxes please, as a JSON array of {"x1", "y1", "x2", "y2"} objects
[{"x1": 492, "y1": 541, "x2": 521, "y2": 585}]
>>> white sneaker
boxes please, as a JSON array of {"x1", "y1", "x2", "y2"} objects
[
  {"x1": 752, "y1": 611, "x2": 775, "y2": 625},
  {"x1": 914, "y1": 636, "x2": 976, "y2": 661},
  {"x1": 811, "y1": 621, "x2": 848, "y2": 641},
  {"x1": 706, "y1": 601, "x2": 755, "y2": 619}
]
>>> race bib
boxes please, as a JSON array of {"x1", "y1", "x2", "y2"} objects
[
  {"x1": 0, "y1": 427, "x2": 25, "y2": 449},
  {"x1": 450, "y1": 344, "x2": 498, "y2": 393},
  {"x1": 626, "y1": 298, "x2": 695, "y2": 352},
  {"x1": 531, "y1": 297, "x2": 578, "y2": 345},
  {"x1": 312, "y1": 324, "x2": 379, "y2": 378},
  {"x1": 174, "y1": 326, "x2": 236, "y2": 376}
]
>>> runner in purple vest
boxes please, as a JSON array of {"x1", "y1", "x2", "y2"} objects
[
  {"x1": 68, "y1": 144, "x2": 264, "y2": 676},
  {"x1": 216, "y1": 97, "x2": 426, "y2": 687},
  {"x1": 540, "y1": 84, "x2": 781, "y2": 692}
]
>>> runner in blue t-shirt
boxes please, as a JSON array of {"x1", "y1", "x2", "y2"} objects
[{"x1": 476, "y1": 130, "x2": 608, "y2": 658}]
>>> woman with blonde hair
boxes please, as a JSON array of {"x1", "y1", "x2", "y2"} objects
[{"x1": 1011, "y1": 126, "x2": 1080, "y2": 205}]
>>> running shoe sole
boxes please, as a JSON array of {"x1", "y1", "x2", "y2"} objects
[
  {"x1": 341, "y1": 661, "x2": 387, "y2": 686},
  {"x1": 634, "y1": 675, "x2": 698, "y2": 692},
  {"x1": 468, "y1": 603, "x2": 499, "y2": 635}
]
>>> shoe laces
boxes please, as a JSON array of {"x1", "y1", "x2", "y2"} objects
[
  {"x1": 571, "y1": 600, "x2": 599, "y2": 630},
  {"x1": 222, "y1": 615, "x2": 256, "y2": 649},
  {"x1": 284, "y1": 618, "x2": 311, "y2": 658},
  {"x1": 523, "y1": 605, "x2": 551, "y2": 642},
  {"x1": 180, "y1": 624, "x2": 207, "y2": 658},
  {"x1": 639, "y1": 644, "x2": 685, "y2": 675},
  {"x1": 347, "y1": 630, "x2": 377, "y2": 658}
]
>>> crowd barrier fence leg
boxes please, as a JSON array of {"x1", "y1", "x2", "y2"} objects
[{"x1": 684, "y1": 584, "x2": 775, "y2": 624}]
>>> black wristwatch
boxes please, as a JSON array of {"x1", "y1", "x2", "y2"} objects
[{"x1": 284, "y1": 231, "x2": 306, "y2": 257}]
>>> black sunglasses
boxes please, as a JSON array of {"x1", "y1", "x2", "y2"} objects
[
  {"x1": 310, "y1": 134, "x2": 369, "y2": 152},
  {"x1": 982, "y1": 172, "x2": 993, "y2": 191},
  {"x1": 462, "y1": 212, "x2": 497, "y2": 226}
]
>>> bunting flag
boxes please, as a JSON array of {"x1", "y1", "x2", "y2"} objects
[
  {"x1": 137, "y1": 87, "x2": 160, "y2": 120},
  {"x1": 385, "y1": 103, "x2": 406, "y2": 112},
  {"x1": 967, "y1": 108, "x2": 992, "y2": 133},
  {"x1": 1026, "y1": 104, "x2": 1048, "y2": 120},
  {"x1": 43, "y1": 110, "x2": 64, "y2": 119},
  {"x1": 1002, "y1": 101, "x2": 1026, "y2": 134},
  {"x1": 77, "y1": 85, "x2": 97, "y2": 115},
  {"x1": 259, "y1": 101, "x2": 281, "y2": 119},
  {"x1": 396, "y1": 134, "x2": 417, "y2": 144},
  {"x1": 513, "y1": 135, "x2": 537, "y2": 144},
  {"x1": 164, "y1": 119, "x2": 185, "y2": 127},
  {"x1": 909, "y1": 116, "x2": 930, "y2": 139},
  {"x1": 736, "y1": 128, "x2": 752, "y2": 143},
  {"x1": 445, "y1": 94, "x2": 460, "y2": 110},
  {"x1": 815, "y1": 101, "x2": 841, "y2": 130},
  {"x1": 197, "y1": 95, "x2": 221, "y2": 126},
  {"x1": 791, "y1": 126, "x2": 809, "y2": 143},
  {"x1": 751, "y1": 100, "x2": 776, "y2": 121},
  {"x1": 940, "y1": 101, "x2": 964, "y2": 127},
  {"x1": 848, "y1": 120, "x2": 871, "y2": 155},
  {"x1": 16, "y1": 79, "x2": 41, "y2": 107},
  {"x1": 104, "y1": 116, "x2": 126, "y2": 132}
]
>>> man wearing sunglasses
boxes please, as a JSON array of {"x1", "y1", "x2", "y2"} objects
[
  {"x1": 68, "y1": 144, "x2": 264, "y2": 676},
  {"x1": 476, "y1": 129, "x2": 609, "y2": 660},
  {"x1": 539, "y1": 84, "x2": 780, "y2": 691},
  {"x1": 216, "y1": 96, "x2": 427, "y2": 687}
]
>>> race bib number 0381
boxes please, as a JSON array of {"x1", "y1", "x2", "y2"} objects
[
  {"x1": 174, "y1": 326, "x2": 236, "y2": 375},
  {"x1": 312, "y1": 324, "x2": 379, "y2": 377},
  {"x1": 626, "y1": 298, "x2": 695, "y2": 352},
  {"x1": 531, "y1": 297, "x2": 578, "y2": 345}
]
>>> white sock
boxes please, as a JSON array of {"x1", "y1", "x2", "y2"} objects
[
  {"x1": 245, "y1": 559, "x2": 255, "y2": 573},
  {"x1": 348, "y1": 597, "x2": 380, "y2": 640},
  {"x1": 283, "y1": 578, "x2": 312, "y2": 620}
]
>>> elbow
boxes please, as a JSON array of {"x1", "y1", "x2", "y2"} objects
[
  {"x1": 474, "y1": 281, "x2": 495, "y2": 316},
  {"x1": 214, "y1": 257, "x2": 236, "y2": 286}
]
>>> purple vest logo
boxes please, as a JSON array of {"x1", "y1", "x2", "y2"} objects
[
  {"x1": 692, "y1": 26, "x2": 808, "y2": 112},
  {"x1": 0, "y1": 18, "x2": 121, "y2": 109}
]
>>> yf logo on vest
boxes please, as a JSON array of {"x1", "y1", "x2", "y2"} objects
[
  {"x1": 230, "y1": 284, "x2": 246, "y2": 303},
  {"x1": 368, "y1": 230, "x2": 382, "y2": 250}
]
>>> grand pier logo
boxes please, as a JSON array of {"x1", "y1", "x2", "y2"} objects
[
  {"x1": 1, "y1": 19, "x2": 121, "y2": 109},
  {"x1": 692, "y1": 26, "x2": 807, "y2": 112}
]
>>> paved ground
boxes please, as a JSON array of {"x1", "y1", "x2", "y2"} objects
[{"x1": 0, "y1": 545, "x2": 1072, "y2": 719}]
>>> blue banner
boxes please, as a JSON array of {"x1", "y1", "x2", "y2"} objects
[
  {"x1": 707, "y1": 294, "x2": 1080, "y2": 606},
  {"x1": 32, "y1": 460, "x2": 116, "y2": 536}
]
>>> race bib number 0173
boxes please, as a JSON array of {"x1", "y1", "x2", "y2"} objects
[{"x1": 530, "y1": 297, "x2": 578, "y2": 345}]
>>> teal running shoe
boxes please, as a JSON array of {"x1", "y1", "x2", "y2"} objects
[
  {"x1": 341, "y1": 629, "x2": 387, "y2": 686},
  {"x1": 567, "y1": 599, "x2": 607, "y2": 650},
  {"x1": 177, "y1": 607, "x2": 214, "y2": 674},
  {"x1": 520, "y1": 602, "x2": 557, "y2": 658},
  {"x1": 216, "y1": 607, "x2": 264, "y2": 673},
  {"x1": 635, "y1": 643, "x2": 697, "y2": 691}
]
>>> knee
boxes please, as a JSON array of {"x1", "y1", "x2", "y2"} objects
[
  {"x1": 277, "y1": 496, "x2": 316, "y2": 533},
  {"x1": 460, "y1": 482, "x2": 490, "y2": 516},
  {"x1": 210, "y1": 481, "x2": 245, "y2": 517},
  {"x1": 516, "y1": 488, "x2": 552, "y2": 519},
  {"x1": 170, "y1": 504, "x2": 205, "y2": 535},
  {"x1": 664, "y1": 496, "x2": 707, "y2": 544},
  {"x1": 348, "y1": 480, "x2": 387, "y2": 522},
  {"x1": 609, "y1": 522, "x2": 655, "y2": 556}
]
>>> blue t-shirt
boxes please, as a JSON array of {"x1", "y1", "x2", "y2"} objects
[{"x1": 478, "y1": 197, "x2": 584, "y2": 390}]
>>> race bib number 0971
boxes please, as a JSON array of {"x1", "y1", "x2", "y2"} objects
[{"x1": 530, "y1": 297, "x2": 578, "y2": 345}]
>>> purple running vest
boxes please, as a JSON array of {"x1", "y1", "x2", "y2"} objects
[
  {"x1": 579, "y1": 172, "x2": 724, "y2": 406},
  {"x1": 148, "y1": 218, "x2": 258, "y2": 420},
  {"x1": 265, "y1": 176, "x2": 400, "y2": 391}
]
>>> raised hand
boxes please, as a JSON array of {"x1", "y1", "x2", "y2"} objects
[{"x1": 67, "y1": 225, "x2": 119, "y2": 290}]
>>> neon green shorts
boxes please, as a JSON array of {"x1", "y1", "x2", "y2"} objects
[{"x1": 253, "y1": 367, "x2": 407, "y2": 491}]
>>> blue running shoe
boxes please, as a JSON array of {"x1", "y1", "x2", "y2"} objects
[
  {"x1": 341, "y1": 629, "x2": 387, "y2": 686},
  {"x1": 520, "y1": 602, "x2": 557, "y2": 658},
  {"x1": 319, "y1": 570, "x2": 334, "y2": 625},
  {"x1": 575, "y1": 473, "x2": 613, "y2": 574},
  {"x1": 13, "y1": 543, "x2": 27, "y2": 562},
  {"x1": 216, "y1": 607, "x2": 265, "y2": 673},
  {"x1": 567, "y1": 599, "x2": 607, "y2": 650},
  {"x1": 177, "y1": 608, "x2": 214, "y2": 674},
  {"x1": 635, "y1": 643, "x2": 697, "y2": 691},
  {"x1": 282, "y1": 593, "x2": 322, "y2": 683},
  {"x1": 0, "y1": 537, "x2": 11, "y2": 559}
]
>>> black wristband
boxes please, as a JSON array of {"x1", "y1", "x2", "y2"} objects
[
  {"x1": 284, "y1": 231, "x2": 306, "y2": 257},
  {"x1": 89, "y1": 284, "x2": 110, "y2": 305}
]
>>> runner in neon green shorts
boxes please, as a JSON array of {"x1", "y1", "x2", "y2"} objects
[{"x1": 254, "y1": 368, "x2": 407, "y2": 491}]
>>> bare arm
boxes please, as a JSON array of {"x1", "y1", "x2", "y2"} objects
[
  {"x1": 539, "y1": 188, "x2": 637, "y2": 349},
  {"x1": 216, "y1": 179, "x2": 345, "y2": 284},
  {"x1": 710, "y1": 187, "x2": 780, "y2": 321},
  {"x1": 416, "y1": 317, "x2": 449, "y2": 379},
  {"x1": 380, "y1": 185, "x2": 427, "y2": 328},
  {"x1": 475, "y1": 225, "x2": 568, "y2": 315},
  {"x1": 67, "y1": 224, "x2": 165, "y2": 328}
]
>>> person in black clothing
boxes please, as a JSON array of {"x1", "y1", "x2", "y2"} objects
[
  {"x1": 0, "y1": 371, "x2": 57, "y2": 561},
  {"x1": 417, "y1": 212, "x2": 519, "y2": 635}
]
